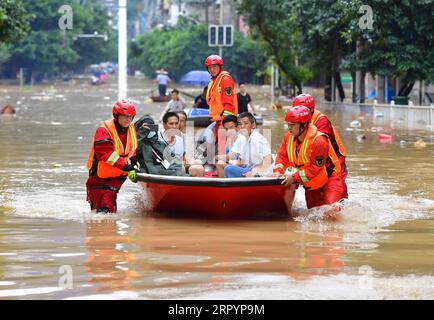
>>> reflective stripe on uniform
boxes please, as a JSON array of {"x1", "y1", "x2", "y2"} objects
[
  {"x1": 299, "y1": 170, "x2": 309, "y2": 184},
  {"x1": 107, "y1": 151, "x2": 120, "y2": 166}
]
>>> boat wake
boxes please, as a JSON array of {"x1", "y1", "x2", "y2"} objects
[{"x1": 3, "y1": 176, "x2": 433, "y2": 231}]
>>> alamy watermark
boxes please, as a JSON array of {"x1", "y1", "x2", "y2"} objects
[
  {"x1": 58, "y1": 5, "x2": 73, "y2": 30},
  {"x1": 58, "y1": 265, "x2": 73, "y2": 289},
  {"x1": 358, "y1": 5, "x2": 374, "y2": 30}
]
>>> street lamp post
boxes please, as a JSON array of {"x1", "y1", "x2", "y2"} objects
[
  {"x1": 219, "y1": 0, "x2": 223, "y2": 57},
  {"x1": 118, "y1": 0, "x2": 127, "y2": 100}
]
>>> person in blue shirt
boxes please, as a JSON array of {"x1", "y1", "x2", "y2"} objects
[{"x1": 154, "y1": 68, "x2": 171, "y2": 97}]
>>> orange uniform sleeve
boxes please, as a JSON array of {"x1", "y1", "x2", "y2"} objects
[
  {"x1": 220, "y1": 76, "x2": 236, "y2": 115},
  {"x1": 273, "y1": 132, "x2": 291, "y2": 175},
  {"x1": 292, "y1": 135, "x2": 329, "y2": 184}
]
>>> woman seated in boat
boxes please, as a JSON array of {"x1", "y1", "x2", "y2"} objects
[
  {"x1": 157, "y1": 112, "x2": 187, "y2": 173},
  {"x1": 224, "y1": 112, "x2": 273, "y2": 178},
  {"x1": 135, "y1": 114, "x2": 183, "y2": 176}
]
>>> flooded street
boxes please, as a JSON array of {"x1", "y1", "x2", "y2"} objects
[{"x1": 0, "y1": 80, "x2": 433, "y2": 299}]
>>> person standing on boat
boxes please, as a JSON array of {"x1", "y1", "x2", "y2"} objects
[
  {"x1": 204, "y1": 55, "x2": 238, "y2": 133},
  {"x1": 292, "y1": 93, "x2": 348, "y2": 199},
  {"x1": 273, "y1": 106, "x2": 345, "y2": 217},
  {"x1": 86, "y1": 100, "x2": 139, "y2": 214},
  {"x1": 224, "y1": 112, "x2": 272, "y2": 178},
  {"x1": 154, "y1": 68, "x2": 171, "y2": 97}
]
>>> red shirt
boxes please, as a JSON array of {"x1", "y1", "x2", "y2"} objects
[{"x1": 217, "y1": 74, "x2": 237, "y2": 115}]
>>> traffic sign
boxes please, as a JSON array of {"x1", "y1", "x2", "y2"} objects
[{"x1": 208, "y1": 25, "x2": 233, "y2": 47}]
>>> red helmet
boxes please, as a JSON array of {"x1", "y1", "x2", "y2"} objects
[
  {"x1": 113, "y1": 100, "x2": 136, "y2": 116},
  {"x1": 204, "y1": 54, "x2": 224, "y2": 68},
  {"x1": 285, "y1": 106, "x2": 312, "y2": 123},
  {"x1": 293, "y1": 93, "x2": 315, "y2": 110}
]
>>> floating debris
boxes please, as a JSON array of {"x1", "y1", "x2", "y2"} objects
[
  {"x1": 350, "y1": 120, "x2": 362, "y2": 128},
  {"x1": 414, "y1": 139, "x2": 426, "y2": 148},
  {"x1": 378, "y1": 133, "x2": 393, "y2": 143},
  {"x1": 1, "y1": 105, "x2": 15, "y2": 115},
  {"x1": 356, "y1": 135, "x2": 367, "y2": 143}
]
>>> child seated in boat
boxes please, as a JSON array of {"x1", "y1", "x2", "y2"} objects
[
  {"x1": 224, "y1": 112, "x2": 273, "y2": 178},
  {"x1": 215, "y1": 115, "x2": 247, "y2": 177}
]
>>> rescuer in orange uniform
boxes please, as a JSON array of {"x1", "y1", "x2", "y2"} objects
[
  {"x1": 86, "y1": 100, "x2": 139, "y2": 213},
  {"x1": 204, "y1": 54, "x2": 238, "y2": 132},
  {"x1": 274, "y1": 106, "x2": 345, "y2": 213},
  {"x1": 292, "y1": 93, "x2": 348, "y2": 198}
]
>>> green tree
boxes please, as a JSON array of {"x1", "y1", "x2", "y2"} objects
[
  {"x1": 237, "y1": 0, "x2": 313, "y2": 94},
  {"x1": 287, "y1": 0, "x2": 356, "y2": 101},
  {"x1": 129, "y1": 17, "x2": 267, "y2": 83},
  {"x1": 0, "y1": 0, "x2": 31, "y2": 43},
  {"x1": 6, "y1": 0, "x2": 115, "y2": 81},
  {"x1": 340, "y1": 0, "x2": 434, "y2": 96}
]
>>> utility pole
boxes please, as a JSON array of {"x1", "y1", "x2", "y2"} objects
[
  {"x1": 219, "y1": 0, "x2": 223, "y2": 57},
  {"x1": 118, "y1": 0, "x2": 127, "y2": 100},
  {"x1": 271, "y1": 64, "x2": 275, "y2": 105},
  {"x1": 205, "y1": 0, "x2": 209, "y2": 25}
]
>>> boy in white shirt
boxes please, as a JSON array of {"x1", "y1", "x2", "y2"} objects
[
  {"x1": 215, "y1": 115, "x2": 247, "y2": 177},
  {"x1": 224, "y1": 112, "x2": 272, "y2": 178}
]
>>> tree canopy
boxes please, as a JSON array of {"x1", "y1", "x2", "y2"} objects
[
  {"x1": 3, "y1": 0, "x2": 116, "y2": 80},
  {"x1": 129, "y1": 17, "x2": 268, "y2": 83},
  {"x1": 0, "y1": 0, "x2": 31, "y2": 43},
  {"x1": 238, "y1": 0, "x2": 434, "y2": 97}
]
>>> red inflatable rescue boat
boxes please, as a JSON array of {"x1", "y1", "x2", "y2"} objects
[{"x1": 137, "y1": 173, "x2": 295, "y2": 219}]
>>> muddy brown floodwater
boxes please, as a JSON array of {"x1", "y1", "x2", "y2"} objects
[{"x1": 0, "y1": 79, "x2": 433, "y2": 299}]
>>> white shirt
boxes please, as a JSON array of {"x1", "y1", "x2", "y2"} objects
[
  {"x1": 229, "y1": 134, "x2": 247, "y2": 157},
  {"x1": 156, "y1": 74, "x2": 170, "y2": 85},
  {"x1": 158, "y1": 131, "x2": 185, "y2": 159},
  {"x1": 232, "y1": 130, "x2": 272, "y2": 175},
  {"x1": 166, "y1": 98, "x2": 186, "y2": 112}
]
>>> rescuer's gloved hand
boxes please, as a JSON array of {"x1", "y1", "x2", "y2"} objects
[
  {"x1": 127, "y1": 170, "x2": 137, "y2": 183},
  {"x1": 122, "y1": 164, "x2": 134, "y2": 172}
]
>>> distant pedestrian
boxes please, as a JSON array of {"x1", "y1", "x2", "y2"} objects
[
  {"x1": 237, "y1": 82, "x2": 257, "y2": 115},
  {"x1": 154, "y1": 68, "x2": 171, "y2": 97}
]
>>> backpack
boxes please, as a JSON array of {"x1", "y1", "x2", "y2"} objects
[{"x1": 134, "y1": 115, "x2": 183, "y2": 176}]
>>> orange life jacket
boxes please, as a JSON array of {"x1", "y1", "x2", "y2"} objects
[
  {"x1": 86, "y1": 119, "x2": 137, "y2": 178},
  {"x1": 311, "y1": 109, "x2": 346, "y2": 157},
  {"x1": 206, "y1": 71, "x2": 238, "y2": 121},
  {"x1": 287, "y1": 124, "x2": 341, "y2": 190}
]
